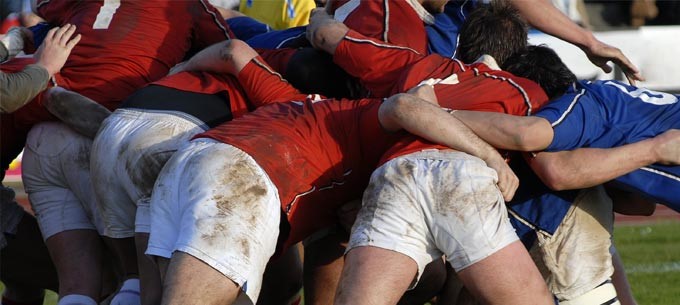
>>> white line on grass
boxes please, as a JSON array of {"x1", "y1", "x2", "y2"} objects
[{"x1": 626, "y1": 261, "x2": 680, "y2": 274}]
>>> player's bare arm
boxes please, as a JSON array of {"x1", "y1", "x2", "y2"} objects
[
  {"x1": 527, "y1": 129, "x2": 680, "y2": 191},
  {"x1": 509, "y1": 0, "x2": 643, "y2": 84},
  {"x1": 169, "y1": 39, "x2": 258, "y2": 76},
  {"x1": 452, "y1": 111, "x2": 554, "y2": 151},
  {"x1": 44, "y1": 86, "x2": 111, "y2": 138},
  {"x1": 379, "y1": 91, "x2": 519, "y2": 201},
  {"x1": 307, "y1": 8, "x2": 349, "y2": 55}
]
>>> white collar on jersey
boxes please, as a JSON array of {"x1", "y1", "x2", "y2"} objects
[
  {"x1": 406, "y1": 0, "x2": 436, "y2": 25},
  {"x1": 473, "y1": 55, "x2": 501, "y2": 71}
]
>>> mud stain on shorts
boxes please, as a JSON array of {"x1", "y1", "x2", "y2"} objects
[
  {"x1": 436, "y1": 179, "x2": 499, "y2": 219},
  {"x1": 200, "y1": 156, "x2": 269, "y2": 258}
]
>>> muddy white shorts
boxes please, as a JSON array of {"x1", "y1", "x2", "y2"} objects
[
  {"x1": 91, "y1": 109, "x2": 207, "y2": 238},
  {"x1": 524, "y1": 186, "x2": 615, "y2": 301},
  {"x1": 146, "y1": 139, "x2": 281, "y2": 305},
  {"x1": 22, "y1": 122, "x2": 105, "y2": 240},
  {"x1": 348, "y1": 149, "x2": 518, "y2": 285}
]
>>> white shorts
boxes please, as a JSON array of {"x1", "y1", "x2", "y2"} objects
[
  {"x1": 146, "y1": 139, "x2": 281, "y2": 305},
  {"x1": 90, "y1": 109, "x2": 207, "y2": 237},
  {"x1": 524, "y1": 186, "x2": 614, "y2": 301},
  {"x1": 22, "y1": 122, "x2": 105, "y2": 240},
  {"x1": 348, "y1": 150, "x2": 518, "y2": 285},
  {"x1": 1, "y1": 186, "x2": 26, "y2": 248}
]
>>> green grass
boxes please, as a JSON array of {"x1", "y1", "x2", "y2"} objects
[
  {"x1": 614, "y1": 221, "x2": 680, "y2": 305},
  {"x1": 3, "y1": 221, "x2": 679, "y2": 305}
]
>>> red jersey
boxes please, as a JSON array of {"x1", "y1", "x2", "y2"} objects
[
  {"x1": 331, "y1": 29, "x2": 550, "y2": 163},
  {"x1": 1, "y1": 0, "x2": 233, "y2": 173},
  {"x1": 150, "y1": 57, "x2": 287, "y2": 118},
  {"x1": 380, "y1": 57, "x2": 549, "y2": 164},
  {"x1": 197, "y1": 97, "x2": 401, "y2": 248},
  {"x1": 36, "y1": 0, "x2": 233, "y2": 110},
  {"x1": 330, "y1": 0, "x2": 431, "y2": 54}
]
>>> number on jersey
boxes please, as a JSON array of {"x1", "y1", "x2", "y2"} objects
[
  {"x1": 605, "y1": 81, "x2": 678, "y2": 105},
  {"x1": 93, "y1": 0, "x2": 120, "y2": 30}
]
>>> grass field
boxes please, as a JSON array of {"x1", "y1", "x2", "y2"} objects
[{"x1": 2, "y1": 221, "x2": 679, "y2": 305}]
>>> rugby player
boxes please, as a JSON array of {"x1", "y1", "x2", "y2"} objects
[
  {"x1": 145, "y1": 39, "x2": 547, "y2": 305},
  {"x1": 453, "y1": 45, "x2": 680, "y2": 210},
  {"x1": 10, "y1": 1, "x2": 234, "y2": 304}
]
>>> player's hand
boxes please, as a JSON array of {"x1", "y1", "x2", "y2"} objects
[
  {"x1": 484, "y1": 155, "x2": 519, "y2": 202},
  {"x1": 34, "y1": 24, "x2": 81, "y2": 76},
  {"x1": 652, "y1": 129, "x2": 680, "y2": 165},
  {"x1": 583, "y1": 39, "x2": 644, "y2": 86},
  {"x1": 307, "y1": 8, "x2": 346, "y2": 52}
]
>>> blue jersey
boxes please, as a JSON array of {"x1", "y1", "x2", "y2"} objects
[
  {"x1": 535, "y1": 80, "x2": 680, "y2": 209},
  {"x1": 507, "y1": 157, "x2": 578, "y2": 248},
  {"x1": 226, "y1": 16, "x2": 306, "y2": 49},
  {"x1": 425, "y1": 0, "x2": 479, "y2": 58}
]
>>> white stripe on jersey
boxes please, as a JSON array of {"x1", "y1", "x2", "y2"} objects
[
  {"x1": 550, "y1": 89, "x2": 586, "y2": 127},
  {"x1": 481, "y1": 72, "x2": 532, "y2": 116},
  {"x1": 344, "y1": 35, "x2": 421, "y2": 55},
  {"x1": 252, "y1": 57, "x2": 287, "y2": 82},
  {"x1": 275, "y1": 32, "x2": 305, "y2": 49},
  {"x1": 334, "y1": 0, "x2": 361, "y2": 23},
  {"x1": 285, "y1": 169, "x2": 353, "y2": 214},
  {"x1": 640, "y1": 167, "x2": 680, "y2": 183},
  {"x1": 199, "y1": 0, "x2": 232, "y2": 40},
  {"x1": 383, "y1": 0, "x2": 390, "y2": 43}
]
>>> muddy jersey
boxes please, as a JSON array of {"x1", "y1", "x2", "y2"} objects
[
  {"x1": 330, "y1": 0, "x2": 432, "y2": 55},
  {"x1": 196, "y1": 97, "x2": 401, "y2": 247},
  {"x1": 35, "y1": 0, "x2": 233, "y2": 110}
]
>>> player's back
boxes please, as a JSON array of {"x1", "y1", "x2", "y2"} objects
[
  {"x1": 582, "y1": 80, "x2": 679, "y2": 143},
  {"x1": 331, "y1": 0, "x2": 430, "y2": 54},
  {"x1": 36, "y1": 0, "x2": 232, "y2": 109},
  {"x1": 196, "y1": 97, "x2": 399, "y2": 247}
]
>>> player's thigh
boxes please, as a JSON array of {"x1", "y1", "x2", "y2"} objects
[
  {"x1": 537, "y1": 185, "x2": 614, "y2": 300},
  {"x1": 415, "y1": 150, "x2": 517, "y2": 272},
  {"x1": 147, "y1": 139, "x2": 281, "y2": 303},
  {"x1": 350, "y1": 154, "x2": 437, "y2": 287},
  {"x1": 23, "y1": 122, "x2": 100, "y2": 239}
]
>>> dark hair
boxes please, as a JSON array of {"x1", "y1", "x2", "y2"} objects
[
  {"x1": 501, "y1": 45, "x2": 577, "y2": 100},
  {"x1": 284, "y1": 47, "x2": 363, "y2": 99},
  {"x1": 457, "y1": 1, "x2": 528, "y2": 66}
]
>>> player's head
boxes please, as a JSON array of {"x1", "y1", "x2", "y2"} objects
[
  {"x1": 420, "y1": 0, "x2": 449, "y2": 14},
  {"x1": 502, "y1": 45, "x2": 577, "y2": 100},
  {"x1": 285, "y1": 47, "x2": 364, "y2": 99},
  {"x1": 457, "y1": 1, "x2": 528, "y2": 66}
]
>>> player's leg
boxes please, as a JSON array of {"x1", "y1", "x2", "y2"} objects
[
  {"x1": 335, "y1": 154, "x2": 449, "y2": 305},
  {"x1": 611, "y1": 246, "x2": 637, "y2": 305},
  {"x1": 335, "y1": 246, "x2": 419, "y2": 305},
  {"x1": 146, "y1": 139, "x2": 281, "y2": 305},
  {"x1": 113, "y1": 109, "x2": 208, "y2": 305},
  {"x1": 1, "y1": 203, "x2": 59, "y2": 304},
  {"x1": 22, "y1": 122, "x2": 108, "y2": 304},
  {"x1": 423, "y1": 150, "x2": 552, "y2": 305},
  {"x1": 258, "y1": 243, "x2": 303, "y2": 305},
  {"x1": 535, "y1": 186, "x2": 618, "y2": 305}
]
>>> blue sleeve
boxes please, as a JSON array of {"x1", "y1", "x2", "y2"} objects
[
  {"x1": 534, "y1": 91, "x2": 603, "y2": 152},
  {"x1": 226, "y1": 16, "x2": 271, "y2": 41},
  {"x1": 245, "y1": 26, "x2": 307, "y2": 49},
  {"x1": 426, "y1": 1, "x2": 475, "y2": 58},
  {"x1": 29, "y1": 22, "x2": 52, "y2": 48}
]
